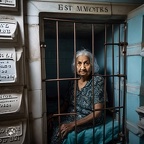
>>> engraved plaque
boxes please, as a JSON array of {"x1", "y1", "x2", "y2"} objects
[
  {"x1": 0, "y1": 122, "x2": 22, "y2": 138},
  {"x1": 0, "y1": 48, "x2": 17, "y2": 83},
  {"x1": 0, "y1": 86, "x2": 22, "y2": 114},
  {"x1": 0, "y1": 120, "x2": 26, "y2": 144},
  {"x1": 0, "y1": 20, "x2": 18, "y2": 40},
  {"x1": 0, "y1": 0, "x2": 16, "y2": 7}
]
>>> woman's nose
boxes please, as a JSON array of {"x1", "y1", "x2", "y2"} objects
[{"x1": 81, "y1": 64, "x2": 85, "y2": 69}]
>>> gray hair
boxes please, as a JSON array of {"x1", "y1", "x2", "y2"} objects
[{"x1": 72, "y1": 49, "x2": 99, "y2": 73}]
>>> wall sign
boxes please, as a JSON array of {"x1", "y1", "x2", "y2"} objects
[
  {"x1": 0, "y1": 18, "x2": 18, "y2": 41},
  {"x1": 0, "y1": 86, "x2": 22, "y2": 114},
  {"x1": 0, "y1": 0, "x2": 18, "y2": 11},
  {"x1": 57, "y1": 3, "x2": 111, "y2": 14},
  {"x1": 0, "y1": 120, "x2": 26, "y2": 143},
  {"x1": 0, "y1": 48, "x2": 17, "y2": 83},
  {"x1": 32, "y1": 2, "x2": 111, "y2": 15}
]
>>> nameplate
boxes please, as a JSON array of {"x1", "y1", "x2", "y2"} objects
[
  {"x1": 0, "y1": 120, "x2": 26, "y2": 143},
  {"x1": 0, "y1": 48, "x2": 17, "y2": 83},
  {"x1": 0, "y1": 122, "x2": 22, "y2": 138},
  {"x1": 0, "y1": 0, "x2": 16, "y2": 8},
  {"x1": 0, "y1": 20, "x2": 18, "y2": 40},
  {"x1": 0, "y1": 86, "x2": 23, "y2": 114}
]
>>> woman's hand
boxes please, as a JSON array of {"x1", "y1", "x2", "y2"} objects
[{"x1": 57, "y1": 123, "x2": 75, "y2": 138}]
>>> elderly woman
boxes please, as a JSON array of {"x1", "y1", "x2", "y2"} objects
[{"x1": 50, "y1": 49, "x2": 104, "y2": 144}]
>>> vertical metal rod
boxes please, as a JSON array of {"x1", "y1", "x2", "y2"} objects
[
  {"x1": 118, "y1": 24, "x2": 121, "y2": 132},
  {"x1": 73, "y1": 22, "x2": 77, "y2": 144},
  {"x1": 112, "y1": 24, "x2": 115, "y2": 141},
  {"x1": 56, "y1": 21, "x2": 60, "y2": 114},
  {"x1": 91, "y1": 24, "x2": 95, "y2": 144},
  {"x1": 103, "y1": 24, "x2": 107, "y2": 144},
  {"x1": 122, "y1": 22, "x2": 127, "y2": 143},
  {"x1": 56, "y1": 21, "x2": 61, "y2": 142}
]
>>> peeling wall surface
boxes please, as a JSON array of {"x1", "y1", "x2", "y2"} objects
[{"x1": 0, "y1": 0, "x2": 144, "y2": 144}]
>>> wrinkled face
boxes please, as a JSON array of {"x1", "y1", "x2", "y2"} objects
[{"x1": 76, "y1": 55, "x2": 92, "y2": 78}]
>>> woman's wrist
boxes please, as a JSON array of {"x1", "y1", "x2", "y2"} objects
[{"x1": 71, "y1": 122, "x2": 76, "y2": 129}]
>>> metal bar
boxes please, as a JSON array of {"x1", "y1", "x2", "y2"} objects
[
  {"x1": 91, "y1": 24, "x2": 95, "y2": 144},
  {"x1": 56, "y1": 21, "x2": 60, "y2": 115},
  {"x1": 53, "y1": 113, "x2": 77, "y2": 117},
  {"x1": 112, "y1": 24, "x2": 115, "y2": 142},
  {"x1": 92, "y1": 74, "x2": 126, "y2": 78},
  {"x1": 56, "y1": 21, "x2": 62, "y2": 143},
  {"x1": 43, "y1": 77, "x2": 80, "y2": 82},
  {"x1": 43, "y1": 74, "x2": 126, "y2": 82},
  {"x1": 122, "y1": 22, "x2": 127, "y2": 144},
  {"x1": 104, "y1": 42, "x2": 128, "y2": 46},
  {"x1": 73, "y1": 22, "x2": 77, "y2": 144},
  {"x1": 118, "y1": 24, "x2": 121, "y2": 133},
  {"x1": 103, "y1": 23, "x2": 107, "y2": 144}
]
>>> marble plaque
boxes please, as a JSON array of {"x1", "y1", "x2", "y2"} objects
[
  {"x1": 0, "y1": 48, "x2": 17, "y2": 83},
  {"x1": 0, "y1": 120, "x2": 26, "y2": 144},
  {"x1": 0, "y1": 0, "x2": 17, "y2": 8},
  {"x1": 0, "y1": 20, "x2": 18, "y2": 40},
  {"x1": 0, "y1": 86, "x2": 23, "y2": 114}
]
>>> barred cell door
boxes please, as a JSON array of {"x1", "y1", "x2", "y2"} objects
[{"x1": 40, "y1": 16, "x2": 127, "y2": 144}]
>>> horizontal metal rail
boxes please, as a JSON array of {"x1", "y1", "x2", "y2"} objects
[
  {"x1": 43, "y1": 74, "x2": 126, "y2": 82},
  {"x1": 43, "y1": 77, "x2": 80, "y2": 82},
  {"x1": 104, "y1": 42, "x2": 128, "y2": 46},
  {"x1": 92, "y1": 74, "x2": 126, "y2": 78}
]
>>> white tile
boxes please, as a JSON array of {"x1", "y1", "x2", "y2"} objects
[
  {"x1": 26, "y1": 15, "x2": 39, "y2": 25},
  {"x1": 29, "y1": 60, "x2": 42, "y2": 90},
  {"x1": 29, "y1": 90, "x2": 42, "y2": 118},
  {"x1": 28, "y1": 25, "x2": 40, "y2": 60}
]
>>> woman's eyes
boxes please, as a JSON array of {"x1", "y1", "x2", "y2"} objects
[
  {"x1": 77, "y1": 62, "x2": 90, "y2": 66},
  {"x1": 77, "y1": 62, "x2": 81, "y2": 65},
  {"x1": 85, "y1": 62, "x2": 90, "y2": 65}
]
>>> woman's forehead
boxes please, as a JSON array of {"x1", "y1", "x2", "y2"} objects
[{"x1": 76, "y1": 55, "x2": 90, "y2": 61}]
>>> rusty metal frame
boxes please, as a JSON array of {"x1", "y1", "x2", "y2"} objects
[{"x1": 44, "y1": 18, "x2": 127, "y2": 144}]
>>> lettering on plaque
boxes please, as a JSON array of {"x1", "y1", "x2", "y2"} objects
[
  {"x1": 0, "y1": 87, "x2": 22, "y2": 114},
  {"x1": 0, "y1": 21, "x2": 18, "y2": 40},
  {"x1": 0, "y1": 0, "x2": 16, "y2": 7},
  {"x1": 57, "y1": 3, "x2": 111, "y2": 14},
  {"x1": 0, "y1": 48, "x2": 17, "y2": 83}
]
